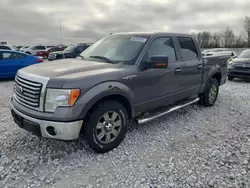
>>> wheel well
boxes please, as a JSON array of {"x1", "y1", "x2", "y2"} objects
[
  {"x1": 212, "y1": 71, "x2": 222, "y2": 84},
  {"x1": 90, "y1": 94, "x2": 132, "y2": 118}
]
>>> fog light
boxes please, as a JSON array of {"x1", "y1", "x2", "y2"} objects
[{"x1": 46, "y1": 126, "x2": 57, "y2": 136}]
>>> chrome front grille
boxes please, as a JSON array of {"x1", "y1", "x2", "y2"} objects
[{"x1": 14, "y1": 75, "x2": 42, "y2": 108}]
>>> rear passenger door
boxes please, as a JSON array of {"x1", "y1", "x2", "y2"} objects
[{"x1": 177, "y1": 37, "x2": 203, "y2": 96}]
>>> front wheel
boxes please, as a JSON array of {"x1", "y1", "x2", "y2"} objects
[
  {"x1": 199, "y1": 78, "x2": 219, "y2": 107},
  {"x1": 84, "y1": 100, "x2": 128, "y2": 153}
]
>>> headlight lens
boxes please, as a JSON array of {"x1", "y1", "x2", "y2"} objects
[{"x1": 45, "y1": 89, "x2": 80, "y2": 112}]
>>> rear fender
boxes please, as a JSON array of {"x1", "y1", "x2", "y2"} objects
[{"x1": 200, "y1": 65, "x2": 221, "y2": 93}]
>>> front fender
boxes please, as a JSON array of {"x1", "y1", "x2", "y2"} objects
[{"x1": 77, "y1": 81, "x2": 135, "y2": 119}]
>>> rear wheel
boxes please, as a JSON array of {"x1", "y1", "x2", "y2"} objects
[
  {"x1": 199, "y1": 78, "x2": 219, "y2": 107},
  {"x1": 228, "y1": 75, "x2": 234, "y2": 81},
  {"x1": 83, "y1": 100, "x2": 128, "y2": 153}
]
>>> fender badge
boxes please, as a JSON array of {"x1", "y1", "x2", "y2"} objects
[{"x1": 122, "y1": 75, "x2": 137, "y2": 80}]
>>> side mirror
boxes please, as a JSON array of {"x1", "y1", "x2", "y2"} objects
[{"x1": 142, "y1": 56, "x2": 168, "y2": 70}]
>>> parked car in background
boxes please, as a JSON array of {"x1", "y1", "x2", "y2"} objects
[
  {"x1": 0, "y1": 41, "x2": 8, "y2": 45},
  {"x1": 228, "y1": 49, "x2": 250, "y2": 80},
  {"x1": 202, "y1": 49, "x2": 237, "y2": 58},
  {"x1": 0, "y1": 50, "x2": 43, "y2": 79},
  {"x1": 14, "y1": 46, "x2": 23, "y2": 51},
  {"x1": 19, "y1": 46, "x2": 30, "y2": 52},
  {"x1": 10, "y1": 32, "x2": 228, "y2": 153},
  {"x1": 48, "y1": 43, "x2": 91, "y2": 61},
  {"x1": 36, "y1": 46, "x2": 67, "y2": 59},
  {"x1": 0, "y1": 45, "x2": 15, "y2": 50},
  {"x1": 20, "y1": 45, "x2": 47, "y2": 55}
]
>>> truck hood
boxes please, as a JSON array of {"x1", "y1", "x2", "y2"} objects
[{"x1": 20, "y1": 59, "x2": 122, "y2": 78}]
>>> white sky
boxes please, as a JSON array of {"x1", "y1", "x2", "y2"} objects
[{"x1": 1, "y1": 0, "x2": 249, "y2": 45}]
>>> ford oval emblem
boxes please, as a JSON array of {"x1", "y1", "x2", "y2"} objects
[{"x1": 16, "y1": 85, "x2": 23, "y2": 94}]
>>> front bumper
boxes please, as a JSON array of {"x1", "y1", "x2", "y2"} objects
[
  {"x1": 10, "y1": 103, "x2": 83, "y2": 140},
  {"x1": 228, "y1": 69, "x2": 250, "y2": 78}
]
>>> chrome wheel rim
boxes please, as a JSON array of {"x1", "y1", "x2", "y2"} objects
[
  {"x1": 208, "y1": 84, "x2": 218, "y2": 103},
  {"x1": 95, "y1": 111, "x2": 122, "y2": 144}
]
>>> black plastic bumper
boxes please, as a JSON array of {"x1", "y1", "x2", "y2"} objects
[
  {"x1": 228, "y1": 70, "x2": 250, "y2": 78},
  {"x1": 11, "y1": 109, "x2": 42, "y2": 136}
]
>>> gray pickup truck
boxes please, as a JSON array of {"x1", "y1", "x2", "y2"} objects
[{"x1": 11, "y1": 32, "x2": 228, "y2": 153}]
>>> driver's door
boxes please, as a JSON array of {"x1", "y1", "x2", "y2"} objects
[{"x1": 133, "y1": 37, "x2": 186, "y2": 113}]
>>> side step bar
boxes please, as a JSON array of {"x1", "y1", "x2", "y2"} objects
[{"x1": 137, "y1": 98, "x2": 200, "y2": 125}]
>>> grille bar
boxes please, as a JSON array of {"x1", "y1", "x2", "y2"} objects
[
  {"x1": 15, "y1": 79, "x2": 41, "y2": 91},
  {"x1": 14, "y1": 75, "x2": 42, "y2": 109},
  {"x1": 16, "y1": 75, "x2": 42, "y2": 87},
  {"x1": 15, "y1": 90, "x2": 40, "y2": 103}
]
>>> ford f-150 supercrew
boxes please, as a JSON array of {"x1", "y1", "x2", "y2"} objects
[{"x1": 10, "y1": 32, "x2": 229, "y2": 153}]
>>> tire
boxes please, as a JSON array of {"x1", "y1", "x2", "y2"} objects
[
  {"x1": 199, "y1": 78, "x2": 219, "y2": 107},
  {"x1": 228, "y1": 75, "x2": 234, "y2": 81},
  {"x1": 43, "y1": 55, "x2": 48, "y2": 59},
  {"x1": 84, "y1": 100, "x2": 128, "y2": 153}
]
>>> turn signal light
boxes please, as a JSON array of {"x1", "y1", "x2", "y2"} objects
[{"x1": 69, "y1": 89, "x2": 80, "y2": 106}]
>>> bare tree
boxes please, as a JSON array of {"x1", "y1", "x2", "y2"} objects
[
  {"x1": 243, "y1": 16, "x2": 250, "y2": 47},
  {"x1": 196, "y1": 31, "x2": 212, "y2": 48},
  {"x1": 192, "y1": 17, "x2": 250, "y2": 48},
  {"x1": 235, "y1": 34, "x2": 246, "y2": 48},
  {"x1": 211, "y1": 33, "x2": 221, "y2": 48},
  {"x1": 221, "y1": 27, "x2": 236, "y2": 48}
]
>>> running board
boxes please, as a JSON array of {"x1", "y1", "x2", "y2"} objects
[{"x1": 137, "y1": 98, "x2": 200, "y2": 125}]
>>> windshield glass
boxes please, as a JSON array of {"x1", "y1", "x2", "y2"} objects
[
  {"x1": 238, "y1": 50, "x2": 250, "y2": 58},
  {"x1": 64, "y1": 44, "x2": 77, "y2": 52},
  {"x1": 80, "y1": 35, "x2": 149, "y2": 64}
]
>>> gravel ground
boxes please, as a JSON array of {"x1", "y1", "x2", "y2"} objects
[{"x1": 0, "y1": 79, "x2": 250, "y2": 188}]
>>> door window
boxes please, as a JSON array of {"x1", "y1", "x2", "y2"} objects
[
  {"x1": 34, "y1": 46, "x2": 46, "y2": 50},
  {"x1": 144, "y1": 37, "x2": 176, "y2": 62},
  {"x1": 177, "y1": 37, "x2": 198, "y2": 61},
  {"x1": 2, "y1": 52, "x2": 25, "y2": 60},
  {"x1": 75, "y1": 46, "x2": 85, "y2": 54},
  {"x1": 0, "y1": 46, "x2": 12, "y2": 50}
]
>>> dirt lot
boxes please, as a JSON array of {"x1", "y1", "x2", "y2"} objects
[{"x1": 0, "y1": 79, "x2": 250, "y2": 188}]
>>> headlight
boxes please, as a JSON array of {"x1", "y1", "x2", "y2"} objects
[{"x1": 45, "y1": 89, "x2": 80, "y2": 112}]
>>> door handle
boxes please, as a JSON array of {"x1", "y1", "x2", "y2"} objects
[
  {"x1": 197, "y1": 64, "x2": 203, "y2": 69},
  {"x1": 175, "y1": 68, "x2": 182, "y2": 73}
]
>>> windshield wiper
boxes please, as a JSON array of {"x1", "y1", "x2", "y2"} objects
[
  {"x1": 79, "y1": 55, "x2": 84, "y2": 59},
  {"x1": 89, "y1": 55, "x2": 114, "y2": 64}
]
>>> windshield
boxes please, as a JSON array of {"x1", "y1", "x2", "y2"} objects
[
  {"x1": 64, "y1": 44, "x2": 77, "y2": 52},
  {"x1": 238, "y1": 50, "x2": 250, "y2": 58},
  {"x1": 80, "y1": 35, "x2": 149, "y2": 64}
]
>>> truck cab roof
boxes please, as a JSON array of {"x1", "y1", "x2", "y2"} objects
[{"x1": 112, "y1": 31, "x2": 193, "y2": 38}]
